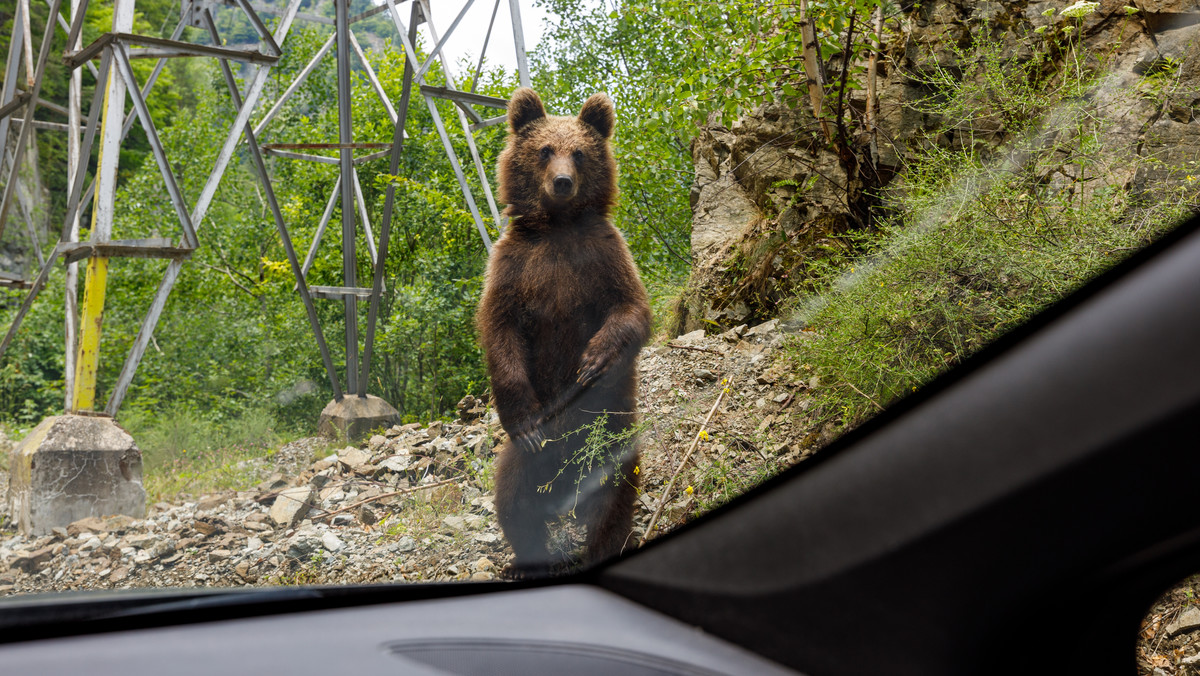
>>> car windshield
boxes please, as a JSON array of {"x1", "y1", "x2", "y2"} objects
[{"x1": 0, "y1": 0, "x2": 1194, "y2": 596}]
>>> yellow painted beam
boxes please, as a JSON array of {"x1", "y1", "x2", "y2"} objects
[
  {"x1": 71, "y1": 255, "x2": 107, "y2": 411},
  {"x1": 69, "y1": 44, "x2": 122, "y2": 414}
]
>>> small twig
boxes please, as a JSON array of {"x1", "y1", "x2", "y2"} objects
[
  {"x1": 255, "y1": 488, "x2": 286, "y2": 504},
  {"x1": 845, "y1": 381, "x2": 885, "y2": 412},
  {"x1": 649, "y1": 418, "x2": 676, "y2": 468},
  {"x1": 652, "y1": 416, "x2": 710, "y2": 467},
  {"x1": 254, "y1": 475, "x2": 386, "y2": 505},
  {"x1": 749, "y1": 439, "x2": 769, "y2": 462},
  {"x1": 834, "y1": 12, "x2": 857, "y2": 147},
  {"x1": 198, "y1": 261, "x2": 261, "y2": 300},
  {"x1": 642, "y1": 386, "x2": 728, "y2": 545},
  {"x1": 623, "y1": 419, "x2": 681, "y2": 557},
  {"x1": 1150, "y1": 604, "x2": 1181, "y2": 658},
  {"x1": 780, "y1": 391, "x2": 797, "y2": 410},
  {"x1": 665, "y1": 343, "x2": 722, "y2": 354},
  {"x1": 635, "y1": 185, "x2": 692, "y2": 266},
  {"x1": 313, "y1": 475, "x2": 463, "y2": 522}
]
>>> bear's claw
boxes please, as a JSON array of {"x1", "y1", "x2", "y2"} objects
[
  {"x1": 513, "y1": 426, "x2": 546, "y2": 453},
  {"x1": 576, "y1": 353, "x2": 608, "y2": 387}
]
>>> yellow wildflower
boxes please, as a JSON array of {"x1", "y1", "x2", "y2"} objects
[
  {"x1": 633, "y1": 465, "x2": 640, "y2": 475},
  {"x1": 685, "y1": 485, "x2": 694, "y2": 495},
  {"x1": 699, "y1": 429, "x2": 709, "y2": 441}
]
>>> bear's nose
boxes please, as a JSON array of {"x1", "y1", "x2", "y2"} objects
[{"x1": 553, "y1": 175, "x2": 574, "y2": 195}]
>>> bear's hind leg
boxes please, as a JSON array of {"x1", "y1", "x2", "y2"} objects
[
  {"x1": 494, "y1": 443, "x2": 556, "y2": 577},
  {"x1": 580, "y1": 444, "x2": 640, "y2": 565}
]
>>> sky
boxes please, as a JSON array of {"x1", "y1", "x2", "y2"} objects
[{"x1": 410, "y1": 0, "x2": 550, "y2": 76}]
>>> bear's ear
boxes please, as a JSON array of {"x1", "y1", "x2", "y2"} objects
[
  {"x1": 508, "y1": 88, "x2": 546, "y2": 133},
  {"x1": 578, "y1": 93, "x2": 614, "y2": 139}
]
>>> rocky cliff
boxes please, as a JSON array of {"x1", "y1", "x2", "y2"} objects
[{"x1": 676, "y1": 0, "x2": 1200, "y2": 332}]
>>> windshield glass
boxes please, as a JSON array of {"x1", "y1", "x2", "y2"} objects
[{"x1": 0, "y1": 0, "x2": 1194, "y2": 591}]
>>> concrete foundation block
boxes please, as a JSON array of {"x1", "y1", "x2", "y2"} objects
[
  {"x1": 318, "y1": 394, "x2": 401, "y2": 441},
  {"x1": 7, "y1": 415, "x2": 146, "y2": 536}
]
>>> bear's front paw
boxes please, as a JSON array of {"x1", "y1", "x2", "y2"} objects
[
  {"x1": 512, "y1": 425, "x2": 547, "y2": 453},
  {"x1": 576, "y1": 348, "x2": 610, "y2": 387}
]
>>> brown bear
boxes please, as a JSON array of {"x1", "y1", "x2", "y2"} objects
[{"x1": 477, "y1": 88, "x2": 652, "y2": 577}]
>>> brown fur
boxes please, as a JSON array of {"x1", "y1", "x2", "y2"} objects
[{"x1": 478, "y1": 88, "x2": 651, "y2": 576}]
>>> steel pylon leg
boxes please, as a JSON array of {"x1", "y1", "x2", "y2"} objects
[
  {"x1": 201, "y1": 9, "x2": 344, "y2": 402},
  {"x1": 360, "y1": 0, "x2": 420, "y2": 397},
  {"x1": 0, "y1": 0, "x2": 27, "y2": 171},
  {"x1": 63, "y1": 0, "x2": 84, "y2": 409},
  {"x1": 335, "y1": 0, "x2": 359, "y2": 396},
  {"x1": 105, "y1": 0, "x2": 306, "y2": 415},
  {"x1": 0, "y1": 0, "x2": 64, "y2": 244},
  {"x1": 72, "y1": 0, "x2": 133, "y2": 413}
]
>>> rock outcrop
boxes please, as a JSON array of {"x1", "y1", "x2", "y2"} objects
[{"x1": 677, "y1": 0, "x2": 1200, "y2": 332}]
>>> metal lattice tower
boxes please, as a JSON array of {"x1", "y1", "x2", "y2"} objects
[
  {"x1": 0, "y1": 0, "x2": 530, "y2": 417},
  {"x1": 252, "y1": 0, "x2": 530, "y2": 405}
]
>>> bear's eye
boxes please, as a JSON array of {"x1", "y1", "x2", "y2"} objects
[
  {"x1": 539, "y1": 147, "x2": 552, "y2": 161},
  {"x1": 572, "y1": 150, "x2": 585, "y2": 164}
]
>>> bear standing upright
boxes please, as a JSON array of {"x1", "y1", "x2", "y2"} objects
[{"x1": 478, "y1": 88, "x2": 652, "y2": 577}]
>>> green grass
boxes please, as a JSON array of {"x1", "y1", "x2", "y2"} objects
[
  {"x1": 120, "y1": 406, "x2": 286, "y2": 502},
  {"x1": 781, "y1": 116, "x2": 1193, "y2": 440},
  {"x1": 688, "y1": 448, "x2": 786, "y2": 517},
  {"x1": 645, "y1": 272, "x2": 688, "y2": 340},
  {"x1": 787, "y1": 193, "x2": 1185, "y2": 435}
]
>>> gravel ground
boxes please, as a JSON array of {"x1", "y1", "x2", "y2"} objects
[{"x1": 0, "y1": 319, "x2": 833, "y2": 594}]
